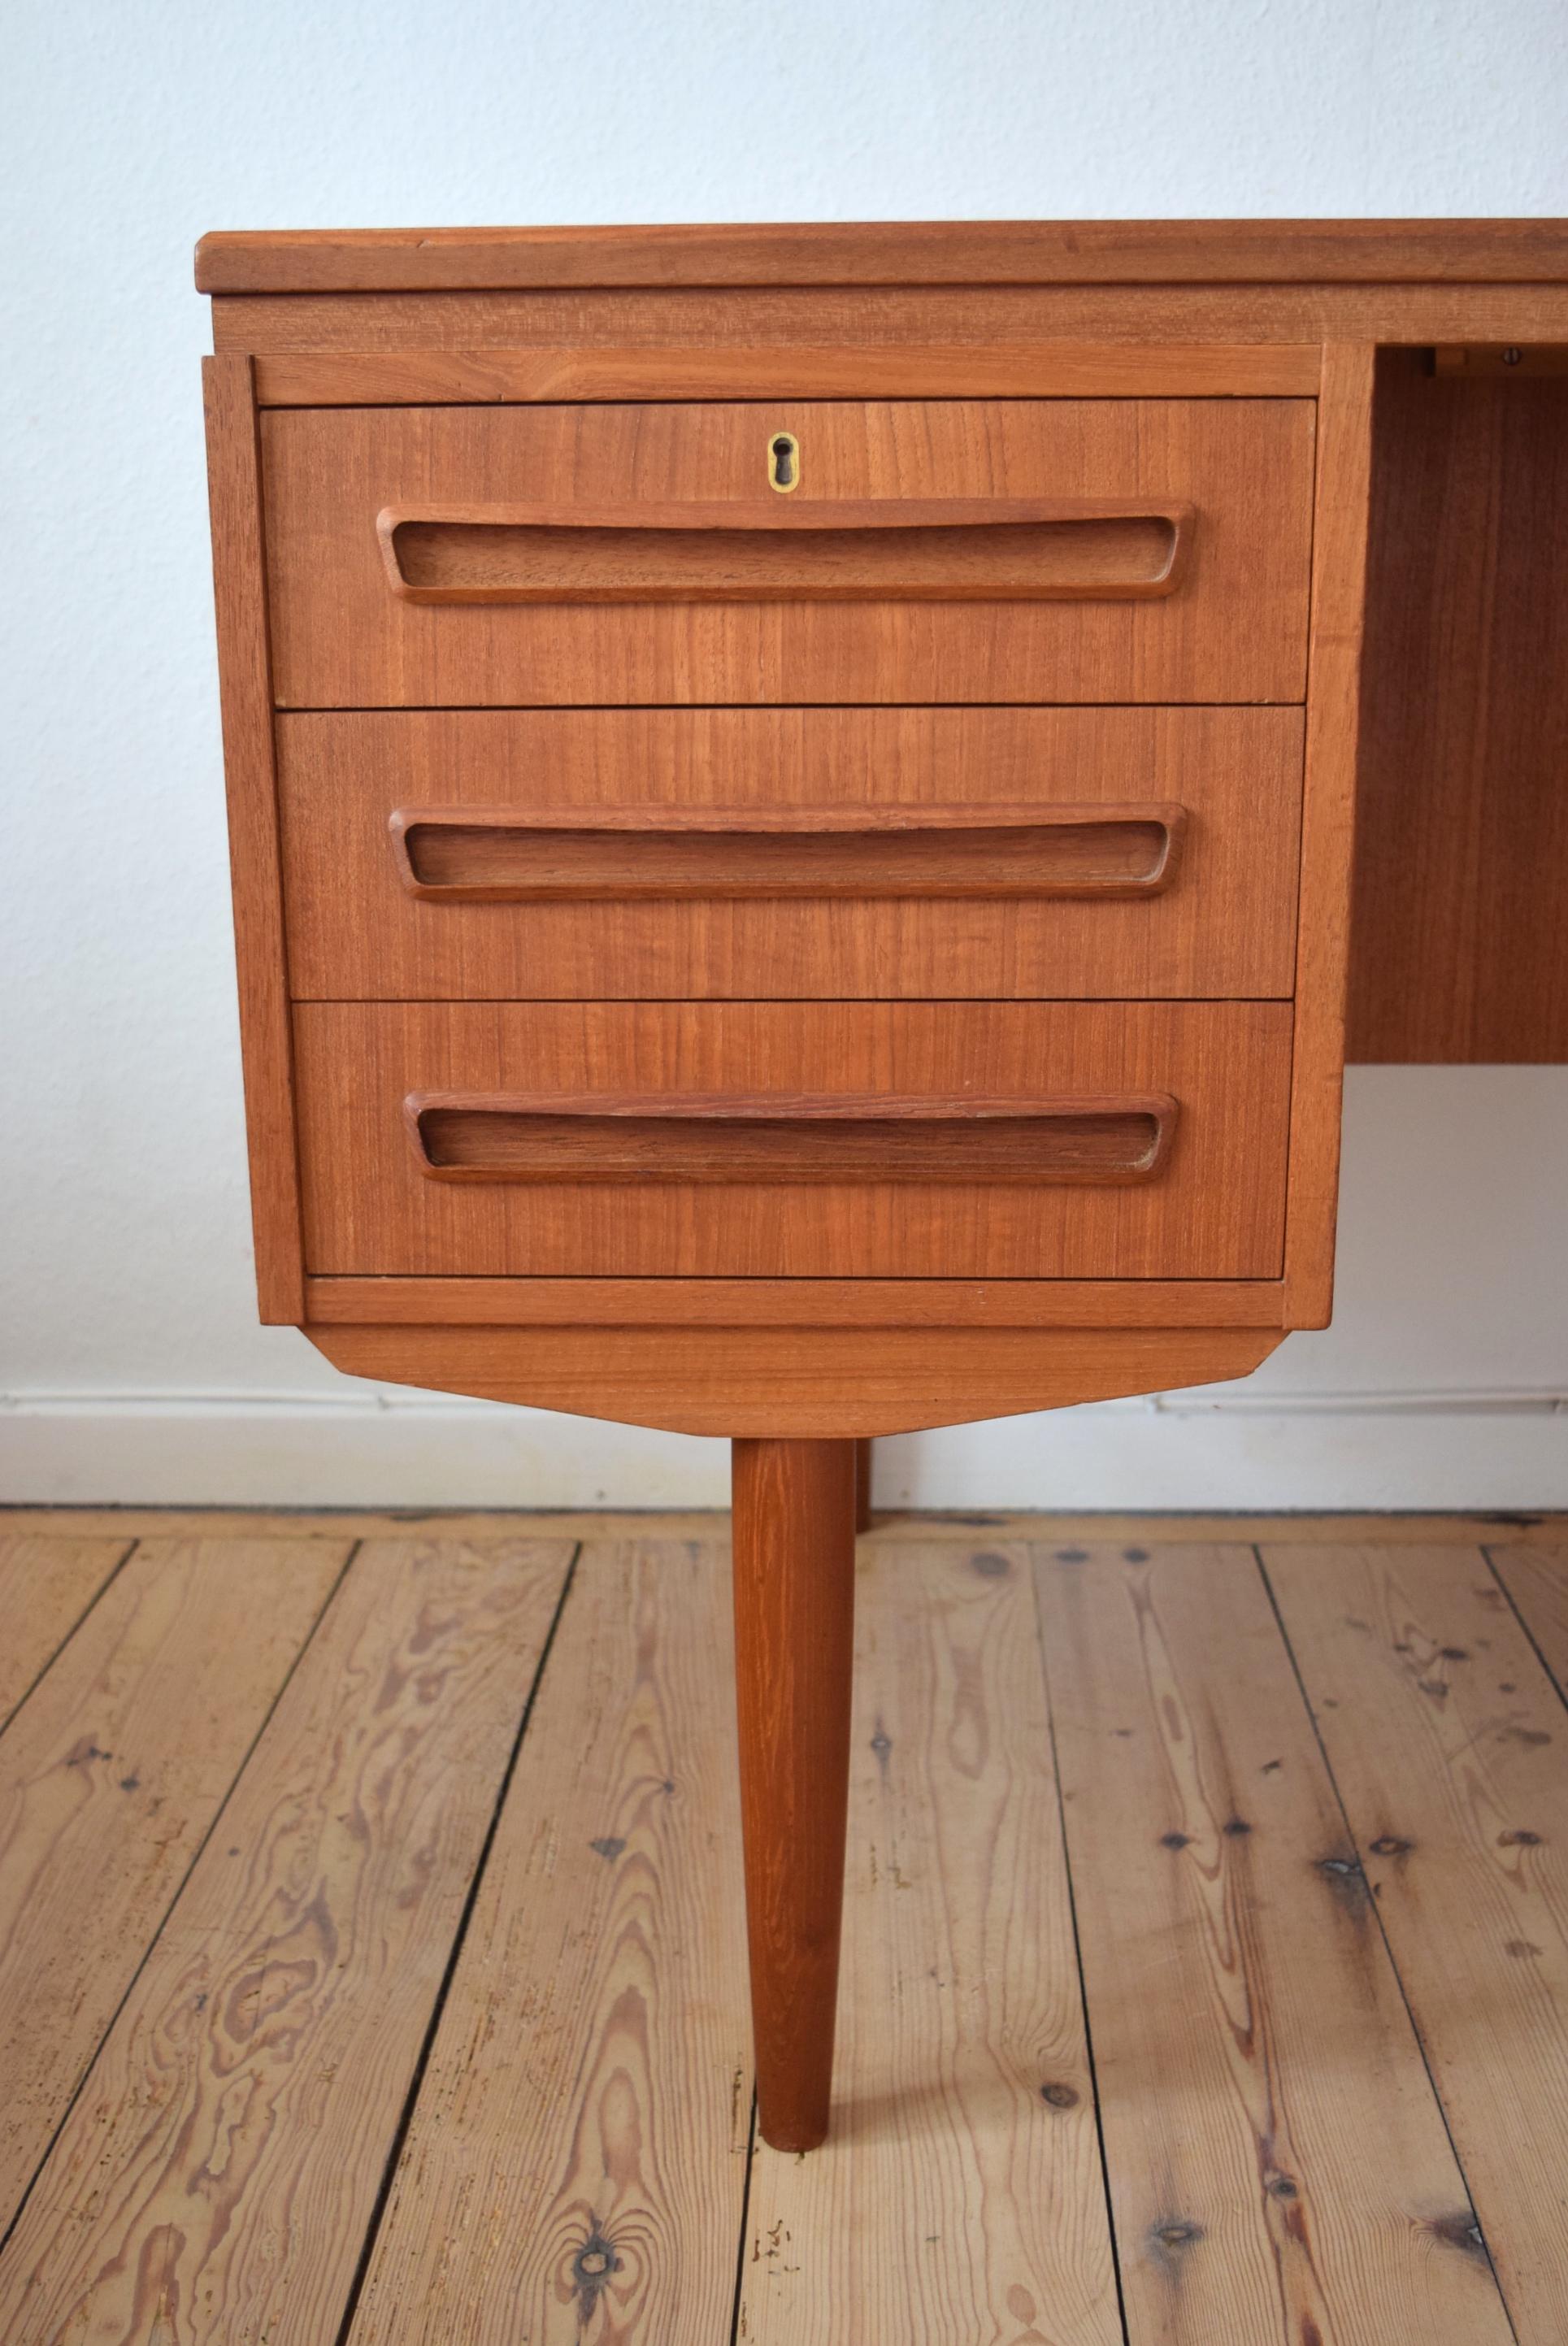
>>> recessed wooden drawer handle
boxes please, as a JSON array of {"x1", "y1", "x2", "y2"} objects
[
  {"x1": 406, "y1": 1091, "x2": 1179, "y2": 1185},
  {"x1": 376, "y1": 497, "x2": 1192, "y2": 605},
  {"x1": 388, "y1": 802, "x2": 1187, "y2": 901}
]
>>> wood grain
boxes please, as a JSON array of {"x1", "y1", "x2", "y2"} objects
[
  {"x1": 18, "y1": 1508, "x2": 1564, "y2": 1546},
  {"x1": 1349, "y1": 354, "x2": 1568, "y2": 1062},
  {"x1": 304, "y1": 1323, "x2": 1282, "y2": 1438},
  {"x1": 1284, "y1": 341, "x2": 1376, "y2": 1326},
  {"x1": 1431, "y1": 344, "x2": 1568, "y2": 377},
  {"x1": 1263, "y1": 1541, "x2": 1568, "y2": 2343},
  {"x1": 345, "y1": 1539, "x2": 752, "y2": 2346},
  {"x1": 408, "y1": 1093, "x2": 1177, "y2": 1188},
  {"x1": 293, "y1": 1000, "x2": 1293, "y2": 1281},
  {"x1": 0, "y1": 1536, "x2": 130, "y2": 1731},
  {"x1": 741, "y1": 1536, "x2": 1120, "y2": 2346},
  {"x1": 379, "y1": 495, "x2": 1189, "y2": 603},
  {"x1": 213, "y1": 283, "x2": 1568, "y2": 358},
  {"x1": 202, "y1": 356, "x2": 305, "y2": 1323},
  {"x1": 1488, "y1": 1544, "x2": 1568, "y2": 1690},
  {"x1": 0, "y1": 1536, "x2": 571, "y2": 2345},
  {"x1": 277, "y1": 706, "x2": 1302, "y2": 1004},
  {"x1": 302, "y1": 1275, "x2": 1289, "y2": 1328},
  {"x1": 195, "y1": 218, "x2": 1568, "y2": 294},
  {"x1": 732, "y1": 1440, "x2": 857, "y2": 2150},
  {"x1": 0, "y1": 1537, "x2": 345, "y2": 2223},
  {"x1": 11, "y1": 1518, "x2": 1568, "y2": 2336},
  {"x1": 254, "y1": 339, "x2": 1323, "y2": 405},
  {"x1": 261, "y1": 400, "x2": 1314, "y2": 708},
  {"x1": 387, "y1": 801, "x2": 1186, "y2": 904},
  {"x1": 1036, "y1": 1540, "x2": 1514, "y2": 2346}
]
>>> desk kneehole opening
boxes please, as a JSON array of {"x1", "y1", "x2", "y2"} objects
[{"x1": 405, "y1": 1093, "x2": 1179, "y2": 1186}]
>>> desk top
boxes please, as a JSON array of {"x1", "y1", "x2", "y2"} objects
[{"x1": 195, "y1": 219, "x2": 1568, "y2": 296}]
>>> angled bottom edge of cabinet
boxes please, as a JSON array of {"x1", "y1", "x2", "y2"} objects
[{"x1": 302, "y1": 1322, "x2": 1282, "y2": 1436}]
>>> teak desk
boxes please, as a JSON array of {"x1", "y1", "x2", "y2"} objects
[{"x1": 197, "y1": 220, "x2": 1568, "y2": 2149}]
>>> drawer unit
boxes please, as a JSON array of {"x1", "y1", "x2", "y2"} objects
[
  {"x1": 202, "y1": 230, "x2": 1384, "y2": 2160},
  {"x1": 293, "y1": 1000, "x2": 1293, "y2": 1279},
  {"x1": 261, "y1": 398, "x2": 1316, "y2": 706},
  {"x1": 277, "y1": 706, "x2": 1304, "y2": 1001}
]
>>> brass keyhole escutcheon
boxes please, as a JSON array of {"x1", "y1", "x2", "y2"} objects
[{"x1": 767, "y1": 431, "x2": 799, "y2": 493}]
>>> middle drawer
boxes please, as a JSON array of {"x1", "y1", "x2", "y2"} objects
[{"x1": 278, "y1": 706, "x2": 1302, "y2": 1000}]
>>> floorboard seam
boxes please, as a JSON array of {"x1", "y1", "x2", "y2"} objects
[
  {"x1": 0, "y1": 1536, "x2": 140, "y2": 1744},
  {"x1": 1027, "y1": 1542, "x2": 1134, "y2": 2346},
  {"x1": 726, "y1": 2094, "x2": 759, "y2": 2346},
  {"x1": 1253, "y1": 1542, "x2": 1524, "y2": 2346},
  {"x1": 1481, "y1": 1544, "x2": 1568, "y2": 1718},
  {"x1": 329, "y1": 1536, "x2": 584, "y2": 2346},
  {"x1": 0, "y1": 1535, "x2": 362, "y2": 2261}
]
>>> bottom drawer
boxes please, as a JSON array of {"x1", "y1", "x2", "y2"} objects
[{"x1": 293, "y1": 1001, "x2": 1292, "y2": 1279}]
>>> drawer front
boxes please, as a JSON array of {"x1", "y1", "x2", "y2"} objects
[
  {"x1": 262, "y1": 400, "x2": 1315, "y2": 707},
  {"x1": 293, "y1": 1001, "x2": 1292, "y2": 1279},
  {"x1": 278, "y1": 706, "x2": 1303, "y2": 1001}
]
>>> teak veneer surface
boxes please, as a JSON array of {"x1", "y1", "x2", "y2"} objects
[
  {"x1": 261, "y1": 399, "x2": 1314, "y2": 706},
  {"x1": 380, "y1": 496, "x2": 1191, "y2": 604},
  {"x1": 293, "y1": 1000, "x2": 1293, "y2": 1280},
  {"x1": 277, "y1": 706, "x2": 1303, "y2": 1002},
  {"x1": 302, "y1": 1275, "x2": 1288, "y2": 1328},
  {"x1": 392, "y1": 803, "x2": 1184, "y2": 901},
  {"x1": 1349, "y1": 354, "x2": 1568, "y2": 1062},
  {"x1": 253, "y1": 339, "x2": 1324, "y2": 404},
  {"x1": 211, "y1": 286, "x2": 1568, "y2": 363},
  {"x1": 731, "y1": 1441, "x2": 857, "y2": 2151},
  {"x1": 304, "y1": 1324, "x2": 1281, "y2": 1437},
  {"x1": 204, "y1": 355, "x2": 304, "y2": 1322},
  {"x1": 196, "y1": 218, "x2": 1568, "y2": 293},
  {"x1": 406, "y1": 1093, "x2": 1179, "y2": 1188},
  {"x1": 1281, "y1": 341, "x2": 1375, "y2": 1324}
]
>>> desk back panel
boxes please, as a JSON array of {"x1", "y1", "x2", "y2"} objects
[{"x1": 1349, "y1": 351, "x2": 1568, "y2": 1062}]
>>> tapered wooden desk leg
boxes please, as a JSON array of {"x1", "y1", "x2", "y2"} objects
[
  {"x1": 853, "y1": 1436, "x2": 873, "y2": 1532},
  {"x1": 732, "y1": 1437, "x2": 857, "y2": 2152}
]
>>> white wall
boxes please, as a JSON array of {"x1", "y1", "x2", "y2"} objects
[{"x1": 3, "y1": 0, "x2": 1567, "y2": 1509}]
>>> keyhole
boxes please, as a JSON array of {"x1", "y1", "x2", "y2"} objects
[{"x1": 768, "y1": 431, "x2": 799, "y2": 493}]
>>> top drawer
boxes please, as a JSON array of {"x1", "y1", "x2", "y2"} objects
[{"x1": 261, "y1": 400, "x2": 1315, "y2": 708}]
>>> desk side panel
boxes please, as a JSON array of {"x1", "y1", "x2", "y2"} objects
[{"x1": 203, "y1": 355, "x2": 304, "y2": 1322}]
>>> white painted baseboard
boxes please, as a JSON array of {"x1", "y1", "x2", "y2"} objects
[{"x1": 4, "y1": 1385, "x2": 1565, "y2": 1510}]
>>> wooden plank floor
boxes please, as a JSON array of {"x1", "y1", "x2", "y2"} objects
[{"x1": 0, "y1": 1511, "x2": 1565, "y2": 2344}]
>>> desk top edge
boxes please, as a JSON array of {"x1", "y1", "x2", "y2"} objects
[{"x1": 195, "y1": 219, "x2": 1568, "y2": 296}]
